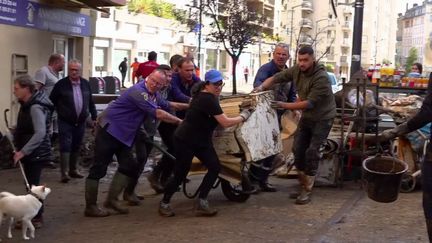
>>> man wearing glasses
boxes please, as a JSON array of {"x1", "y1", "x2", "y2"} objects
[
  {"x1": 50, "y1": 59, "x2": 97, "y2": 184},
  {"x1": 84, "y1": 70, "x2": 184, "y2": 217}
]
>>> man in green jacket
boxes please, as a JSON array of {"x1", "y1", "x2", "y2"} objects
[{"x1": 255, "y1": 45, "x2": 336, "y2": 204}]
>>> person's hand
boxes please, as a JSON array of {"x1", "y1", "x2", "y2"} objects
[
  {"x1": 239, "y1": 109, "x2": 252, "y2": 121},
  {"x1": 13, "y1": 151, "x2": 24, "y2": 165},
  {"x1": 378, "y1": 122, "x2": 409, "y2": 142},
  {"x1": 271, "y1": 100, "x2": 284, "y2": 109},
  {"x1": 251, "y1": 85, "x2": 263, "y2": 93}
]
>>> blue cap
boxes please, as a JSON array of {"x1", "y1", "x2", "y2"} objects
[{"x1": 205, "y1": 69, "x2": 223, "y2": 83}]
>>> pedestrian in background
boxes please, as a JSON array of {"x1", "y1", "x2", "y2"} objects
[
  {"x1": 243, "y1": 66, "x2": 249, "y2": 84},
  {"x1": 13, "y1": 74, "x2": 54, "y2": 228},
  {"x1": 34, "y1": 53, "x2": 65, "y2": 169},
  {"x1": 130, "y1": 57, "x2": 140, "y2": 84},
  {"x1": 136, "y1": 51, "x2": 159, "y2": 80},
  {"x1": 50, "y1": 59, "x2": 97, "y2": 183},
  {"x1": 159, "y1": 69, "x2": 253, "y2": 217},
  {"x1": 119, "y1": 57, "x2": 128, "y2": 88}
]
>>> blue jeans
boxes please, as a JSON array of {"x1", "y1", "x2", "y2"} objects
[
  {"x1": 58, "y1": 119, "x2": 85, "y2": 153},
  {"x1": 293, "y1": 118, "x2": 334, "y2": 176}
]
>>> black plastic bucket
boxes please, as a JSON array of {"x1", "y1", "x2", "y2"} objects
[{"x1": 362, "y1": 155, "x2": 408, "y2": 203}]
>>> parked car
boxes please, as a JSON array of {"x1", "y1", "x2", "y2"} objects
[{"x1": 327, "y1": 72, "x2": 342, "y2": 94}]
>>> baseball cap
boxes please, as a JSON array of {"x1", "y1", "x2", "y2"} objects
[{"x1": 205, "y1": 69, "x2": 223, "y2": 83}]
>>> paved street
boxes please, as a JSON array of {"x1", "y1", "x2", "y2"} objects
[{"x1": 0, "y1": 162, "x2": 428, "y2": 243}]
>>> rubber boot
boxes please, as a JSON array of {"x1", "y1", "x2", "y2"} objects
[
  {"x1": 158, "y1": 201, "x2": 175, "y2": 217},
  {"x1": 69, "y1": 152, "x2": 84, "y2": 179},
  {"x1": 104, "y1": 172, "x2": 130, "y2": 214},
  {"x1": 289, "y1": 171, "x2": 305, "y2": 199},
  {"x1": 195, "y1": 198, "x2": 218, "y2": 217},
  {"x1": 84, "y1": 179, "x2": 110, "y2": 217},
  {"x1": 123, "y1": 179, "x2": 142, "y2": 206},
  {"x1": 295, "y1": 175, "x2": 315, "y2": 205},
  {"x1": 60, "y1": 152, "x2": 70, "y2": 183},
  {"x1": 241, "y1": 171, "x2": 258, "y2": 194}
]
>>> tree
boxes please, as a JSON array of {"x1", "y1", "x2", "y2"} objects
[
  {"x1": 204, "y1": 0, "x2": 264, "y2": 94},
  {"x1": 405, "y1": 47, "x2": 418, "y2": 74},
  {"x1": 128, "y1": 0, "x2": 179, "y2": 20}
]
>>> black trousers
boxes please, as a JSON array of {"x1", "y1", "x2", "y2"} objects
[
  {"x1": 133, "y1": 131, "x2": 154, "y2": 180},
  {"x1": 153, "y1": 122, "x2": 177, "y2": 183},
  {"x1": 22, "y1": 159, "x2": 44, "y2": 219},
  {"x1": 422, "y1": 143, "x2": 432, "y2": 240},
  {"x1": 163, "y1": 137, "x2": 221, "y2": 203},
  {"x1": 88, "y1": 127, "x2": 138, "y2": 180}
]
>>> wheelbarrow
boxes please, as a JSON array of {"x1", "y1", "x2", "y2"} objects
[{"x1": 182, "y1": 91, "x2": 283, "y2": 202}]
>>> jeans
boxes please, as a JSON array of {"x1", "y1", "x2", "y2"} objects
[
  {"x1": 87, "y1": 127, "x2": 138, "y2": 180},
  {"x1": 163, "y1": 137, "x2": 221, "y2": 203},
  {"x1": 249, "y1": 155, "x2": 276, "y2": 183},
  {"x1": 58, "y1": 119, "x2": 85, "y2": 153},
  {"x1": 293, "y1": 118, "x2": 334, "y2": 176}
]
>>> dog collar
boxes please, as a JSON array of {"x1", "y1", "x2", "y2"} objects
[{"x1": 30, "y1": 192, "x2": 43, "y2": 201}]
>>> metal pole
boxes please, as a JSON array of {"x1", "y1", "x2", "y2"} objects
[
  {"x1": 350, "y1": 0, "x2": 364, "y2": 77},
  {"x1": 197, "y1": 0, "x2": 203, "y2": 72},
  {"x1": 289, "y1": 9, "x2": 294, "y2": 67}
]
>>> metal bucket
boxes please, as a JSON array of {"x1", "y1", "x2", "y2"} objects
[{"x1": 362, "y1": 155, "x2": 408, "y2": 203}]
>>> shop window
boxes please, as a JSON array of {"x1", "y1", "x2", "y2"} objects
[
  {"x1": 219, "y1": 51, "x2": 227, "y2": 70},
  {"x1": 94, "y1": 47, "x2": 108, "y2": 71}
]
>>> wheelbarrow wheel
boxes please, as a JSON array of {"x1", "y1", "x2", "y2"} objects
[
  {"x1": 220, "y1": 179, "x2": 250, "y2": 202},
  {"x1": 400, "y1": 173, "x2": 416, "y2": 193}
]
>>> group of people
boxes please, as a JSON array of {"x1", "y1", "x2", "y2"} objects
[
  {"x1": 13, "y1": 55, "x2": 97, "y2": 227},
  {"x1": 13, "y1": 43, "x2": 432, "y2": 241}
]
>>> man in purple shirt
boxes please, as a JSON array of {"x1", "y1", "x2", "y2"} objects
[{"x1": 84, "y1": 69, "x2": 183, "y2": 217}]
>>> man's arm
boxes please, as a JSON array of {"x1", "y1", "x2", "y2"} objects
[
  {"x1": 256, "y1": 68, "x2": 294, "y2": 92},
  {"x1": 253, "y1": 66, "x2": 269, "y2": 88},
  {"x1": 34, "y1": 69, "x2": 46, "y2": 90},
  {"x1": 168, "y1": 101, "x2": 189, "y2": 111},
  {"x1": 156, "y1": 109, "x2": 182, "y2": 125},
  {"x1": 169, "y1": 81, "x2": 192, "y2": 103}
]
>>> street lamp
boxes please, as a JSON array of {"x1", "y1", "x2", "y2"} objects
[
  {"x1": 289, "y1": 3, "x2": 303, "y2": 67},
  {"x1": 314, "y1": 18, "x2": 328, "y2": 51}
]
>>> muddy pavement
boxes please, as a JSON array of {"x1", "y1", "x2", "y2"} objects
[{"x1": 0, "y1": 160, "x2": 428, "y2": 242}]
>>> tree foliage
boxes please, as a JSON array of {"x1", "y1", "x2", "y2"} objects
[
  {"x1": 204, "y1": 0, "x2": 265, "y2": 94},
  {"x1": 128, "y1": 0, "x2": 179, "y2": 19},
  {"x1": 405, "y1": 47, "x2": 418, "y2": 74}
]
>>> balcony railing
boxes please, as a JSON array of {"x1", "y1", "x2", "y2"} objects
[
  {"x1": 342, "y1": 38, "x2": 351, "y2": 47},
  {"x1": 343, "y1": 6, "x2": 352, "y2": 15},
  {"x1": 342, "y1": 21, "x2": 350, "y2": 29},
  {"x1": 299, "y1": 18, "x2": 313, "y2": 29},
  {"x1": 301, "y1": 0, "x2": 313, "y2": 14},
  {"x1": 340, "y1": 55, "x2": 348, "y2": 63}
]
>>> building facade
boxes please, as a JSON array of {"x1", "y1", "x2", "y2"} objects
[
  {"x1": 399, "y1": 1, "x2": 432, "y2": 74},
  {"x1": 0, "y1": 0, "x2": 125, "y2": 128}
]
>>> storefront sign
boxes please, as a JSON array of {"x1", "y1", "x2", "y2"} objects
[{"x1": 0, "y1": 0, "x2": 90, "y2": 36}]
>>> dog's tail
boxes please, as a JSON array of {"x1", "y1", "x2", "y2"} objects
[{"x1": 0, "y1": 192, "x2": 16, "y2": 198}]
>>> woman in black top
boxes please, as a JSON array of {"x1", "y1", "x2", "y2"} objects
[{"x1": 159, "y1": 70, "x2": 252, "y2": 217}]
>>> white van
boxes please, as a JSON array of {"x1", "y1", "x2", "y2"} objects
[{"x1": 327, "y1": 72, "x2": 342, "y2": 94}]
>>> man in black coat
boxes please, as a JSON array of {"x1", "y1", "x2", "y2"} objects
[{"x1": 50, "y1": 59, "x2": 97, "y2": 183}]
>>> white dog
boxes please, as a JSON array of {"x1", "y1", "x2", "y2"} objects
[{"x1": 0, "y1": 185, "x2": 51, "y2": 240}]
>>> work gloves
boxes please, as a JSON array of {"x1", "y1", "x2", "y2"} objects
[
  {"x1": 239, "y1": 109, "x2": 253, "y2": 121},
  {"x1": 270, "y1": 100, "x2": 283, "y2": 109},
  {"x1": 379, "y1": 122, "x2": 410, "y2": 142}
]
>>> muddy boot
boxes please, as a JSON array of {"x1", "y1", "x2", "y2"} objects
[
  {"x1": 195, "y1": 198, "x2": 218, "y2": 217},
  {"x1": 69, "y1": 152, "x2": 84, "y2": 179},
  {"x1": 104, "y1": 172, "x2": 130, "y2": 214},
  {"x1": 295, "y1": 175, "x2": 315, "y2": 205},
  {"x1": 289, "y1": 171, "x2": 305, "y2": 199},
  {"x1": 84, "y1": 179, "x2": 110, "y2": 217},
  {"x1": 60, "y1": 152, "x2": 70, "y2": 183},
  {"x1": 158, "y1": 201, "x2": 175, "y2": 217},
  {"x1": 241, "y1": 172, "x2": 258, "y2": 194},
  {"x1": 123, "y1": 179, "x2": 142, "y2": 206},
  {"x1": 147, "y1": 172, "x2": 164, "y2": 194}
]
